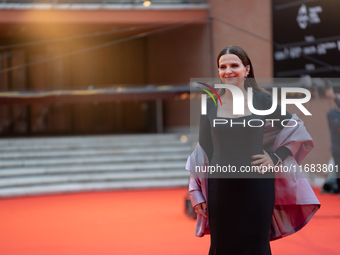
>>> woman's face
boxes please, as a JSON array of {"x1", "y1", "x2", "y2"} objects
[{"x1": 218, "y1": 54, "x2": 250, "y2": 88}]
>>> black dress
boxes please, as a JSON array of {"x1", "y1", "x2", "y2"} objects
[{"x1": 198, "y1": 92, "x2": 291, "y2": 255}]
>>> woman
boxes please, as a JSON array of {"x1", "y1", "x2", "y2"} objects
[
  {"x1": 324, "y1": 84, "x2": 340, "y2": 194},
  {"x1": 186, "y1": 46, "x2": 320, "y2": 255}
]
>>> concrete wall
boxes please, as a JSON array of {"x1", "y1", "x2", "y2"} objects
[{"x1": 209, "y1": 0, "x2": 273, "y2": 78}]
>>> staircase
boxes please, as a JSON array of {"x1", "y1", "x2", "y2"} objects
[{"x1": 0, "y1": 134, "x2": 190, "y2": 198}]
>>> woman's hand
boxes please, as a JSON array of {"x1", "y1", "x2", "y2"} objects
[
  {"x1": 194, "y1": 202, "x2": 207, "y2": 218},
  {"x1": 252, "y1": 150, "x2": 274, "y2": 174}
]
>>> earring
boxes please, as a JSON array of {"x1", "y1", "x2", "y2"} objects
[{"x1": 245, "y1": 73, "x2": 249, "y2": 81}]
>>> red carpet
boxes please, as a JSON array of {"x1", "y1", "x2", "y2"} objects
[{"x1": 0, "y1": 187, "x2": 338, "y2": 255}]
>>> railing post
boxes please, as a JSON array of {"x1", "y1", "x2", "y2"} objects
[{"x1": 156, "y1": 99, "x2": 163, "y2": 133}]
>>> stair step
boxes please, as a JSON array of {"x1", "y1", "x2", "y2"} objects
[
  {"x1": 0, "y1": 170, "x2": 190, "y2": 187},
  {"x1": 0, "y1": 161, "x2": 186, "y2": 177},
  {"x1": 0, "y1": 179, "x2": 189, "y2": 198},
  {"x1": 0, "y1": 146, "x2": 189, "y2": 159},
  {"x1": 0, "y1": 134, "x2": 184, "y2": 146},
  {"x1": 0, "y1": 153, "x2": 188, "y2": 168},
  {"x1": 0, "y1": 140, "x2": 186, "y2": 152}
]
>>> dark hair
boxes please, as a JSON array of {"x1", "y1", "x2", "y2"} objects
[{"x1": 216, "y1": 46, "x2": 266, "y2": 94}]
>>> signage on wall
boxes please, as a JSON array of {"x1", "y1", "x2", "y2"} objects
[
  {"x1": 272, "y1": 0, "x2": 340, "y2": 78},
  {"x1": 296, "y1": 4, "x2": 322, "y2": 29}
]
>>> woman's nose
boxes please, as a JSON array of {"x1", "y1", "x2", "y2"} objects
[{"x1": 225, "y1": 66, "x2": 232, "y2": 74}]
